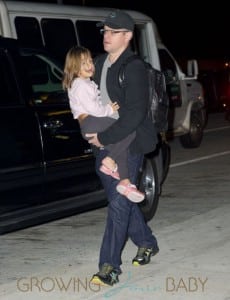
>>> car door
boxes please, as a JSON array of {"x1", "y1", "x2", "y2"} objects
[
  {"x1": 158, "y1": 48, "x2": 188, "y2": 131},
  {"x1": 21, "y1": 50, "x2": 102, "y2": 205},
  {"x1": 0, "y1": 46, "x2": 44, "y2": 216}
]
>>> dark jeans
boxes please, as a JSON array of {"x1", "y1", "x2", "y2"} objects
[{"x1": 95, "y1": 148, "x2": 158, "y2": 273}]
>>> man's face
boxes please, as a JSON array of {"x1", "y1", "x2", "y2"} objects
[{"x1": 101, "y1": 26, "x2": 131, "y2": 54}]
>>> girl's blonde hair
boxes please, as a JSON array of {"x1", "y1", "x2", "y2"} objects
[{"x1": 62, "y1": 46, "x2": 92, "y2": 90}]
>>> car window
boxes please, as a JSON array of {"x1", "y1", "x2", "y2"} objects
[
  {"x1": 15, "y1": 16, "x2": 43, "y2": 48},
  {"x1": 20, "y1": 51, "x2": 68, "y2": 105},
  {"x1": 0, "y1": 49, "x2": 21, "y2": 106},
  {"x1": 76, "y1": 20, "x2": 104, "y2": 57},
  {"x1": 41, "y1": 18, "x2": 77, "y2": 62}
]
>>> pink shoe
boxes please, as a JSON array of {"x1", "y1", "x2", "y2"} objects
[
  {"x1": 116, "y1": 182, "x2": 145, "y2": 203},
  {"x1": 99, "y1": 164, "x2": 120, "y2": 180}
]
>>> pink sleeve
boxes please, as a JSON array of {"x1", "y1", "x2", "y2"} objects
[{"x1": 70, "y1": 80, "x2": 114, "y2": 117}]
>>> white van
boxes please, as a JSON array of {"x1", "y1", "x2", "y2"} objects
[{"x1": 0, "y1": 0, "x2": 206, "y2": 148}]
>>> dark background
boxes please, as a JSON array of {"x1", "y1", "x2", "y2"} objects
[{"x1": 10, "y1": 0, "x2": 230, "y2": 61}]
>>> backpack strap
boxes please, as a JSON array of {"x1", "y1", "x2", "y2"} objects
[{"x1": 118, "y1": 54, "x2": 140, "y2": 88}]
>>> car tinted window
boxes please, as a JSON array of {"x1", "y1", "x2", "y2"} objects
[
  {"x1": 76, "y1": 20, "x2": 104, "y2": 57},
  {"x1": 41, "y1": 18, "x2": 77, "y2": 62},
  {"x1": 20, "y1": 51, "x2": 67, "y2": 105},
  {"x1": 0, "y1": 49, "x2": 21, "y2": 106},
  {"x1": 15, "y1": 16, "x2": 43, "y2": 48}
]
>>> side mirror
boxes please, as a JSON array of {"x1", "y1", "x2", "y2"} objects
[{"x1": 187, "y1": 59, "x2": 198, "y2": 78}]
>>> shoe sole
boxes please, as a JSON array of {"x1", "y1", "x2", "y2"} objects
[
  {"x1": 116, "y1": 185, "x2": 145, "y2": 203},
  {"x1": 90, "y1": 275, "x2": 110, "y2": 286},
  {"x1": 99, "y1": 165, "x2": 120, "y2": 180},
  {"x1": 132, "y1": 261, "x2": 142, "y2": 266}
]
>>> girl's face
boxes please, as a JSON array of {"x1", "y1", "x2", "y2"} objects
[{"x1": 78, "y1": 53, "x2": 95, "y2": 79}]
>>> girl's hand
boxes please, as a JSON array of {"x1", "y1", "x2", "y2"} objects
[
  {"x1": 111, "y1": 101, "x2": 120, "y2": 112},
  {"x1": 85, "y1": 133, "x2": 103, "y2": 147}
]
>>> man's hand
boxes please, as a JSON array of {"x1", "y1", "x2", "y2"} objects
[{"x1": 85, "y1": 133, "x2": 104, "y2": 148}]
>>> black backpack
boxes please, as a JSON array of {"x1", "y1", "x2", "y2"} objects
[{"x1": 119, "y1": 55, "x2": 169, "y2": 133}]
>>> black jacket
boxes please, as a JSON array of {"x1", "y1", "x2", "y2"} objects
[{"x1": 94, "y1": 47, "x2": 157, "y2": 154}]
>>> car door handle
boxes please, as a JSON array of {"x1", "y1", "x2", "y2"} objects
[{"x1": 43, "y1": 119, "x2": 63, "y2": 129}]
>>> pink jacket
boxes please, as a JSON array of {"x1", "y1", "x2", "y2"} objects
[{"x1": 68, "y1": 78, "x2": 114, "y2": 119}]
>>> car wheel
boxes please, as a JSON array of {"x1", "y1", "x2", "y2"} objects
[
  {"x1": 161, "y1": 140, "x2": 171, "y2": 184},
  {"x1": 179, "y1": 111, "x2": 204, "y2": 148},
  {"x1": 138, "y1": 156, "x2": 160, "y2": 221}
]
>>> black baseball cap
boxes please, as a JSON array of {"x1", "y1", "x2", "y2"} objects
[{"x1": 97, "y1": 10, "x2": 134, "y2": 31}]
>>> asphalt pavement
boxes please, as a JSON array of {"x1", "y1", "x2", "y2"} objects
[{"x1": 1, "y1": 113, "x2": 230, "y2": 300}]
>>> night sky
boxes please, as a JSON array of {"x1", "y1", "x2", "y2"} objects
[
  {"x1": 92, "y1": 0, "x2": 230, "y2": 61},
  {"x1": 11, "y1": 0, "x2": 230, "y2": 60},
  {"x1": 74, "y1": 0, "x2": 230, "y2": 61}
]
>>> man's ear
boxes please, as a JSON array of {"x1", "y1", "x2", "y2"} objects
[{"x1": 126, "y1": 31, "x2": 133, "y2": 42}]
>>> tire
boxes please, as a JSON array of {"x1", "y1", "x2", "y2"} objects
[
  {"x1": 138, "y1": 157, "x2": 160, "y2": 221},
  {"x1": 161, "y1": 140, "x2": 171, "y2": 184},
  {"x1": 179, "y1": 112, "x2": 204, "y2": 148}
]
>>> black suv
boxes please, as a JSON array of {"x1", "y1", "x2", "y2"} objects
[{"x1": 0, "y1": 37, "x2": 168, "y2": 234}]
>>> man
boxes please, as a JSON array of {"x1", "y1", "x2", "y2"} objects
[{"x1": 87, "y1": 10, "x2": 159, "y2": 286}]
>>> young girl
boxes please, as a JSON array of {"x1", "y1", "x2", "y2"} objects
[{"x1": 62, "y1": 46, "x2": 144, "y2": 203}]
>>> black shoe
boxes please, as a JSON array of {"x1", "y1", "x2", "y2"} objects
[
  {"x1": 132, "y1": 246, "x2": 159, "y2": 266},
  {"x1": 90, "y1": 263, "x2": 119, "y2": 286}
]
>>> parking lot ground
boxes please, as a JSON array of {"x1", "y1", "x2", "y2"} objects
[
  {"x1": 1, "y1": 113, "x2": 230, "y2": 300},
  {"x1": 1, "y1": 200, "x2": 230, "y2": 299}
]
